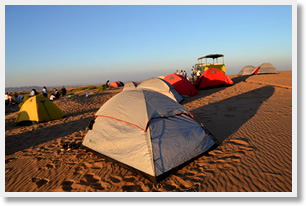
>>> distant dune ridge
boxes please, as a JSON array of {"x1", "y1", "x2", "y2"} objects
[
  {"x1": 5, "y1": 71, "x2": 292, "y2": 192},
  {"x1": 5, "y1": 86, "x2": 41, "y2": 93}
]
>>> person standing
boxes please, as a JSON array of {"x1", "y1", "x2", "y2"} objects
[
  {"x1": 5, "y1": 92, "x2": 9, "y2": 106},
  {"x1": 105, "y1": 80, "x2": 110, "y2": 89},
  {"x1": 196, "y1": 69, "x2": 201, "y2": 81},
  {"x1": 190, "y1": 68, "x2": 195, "y2": 82},
  {"x1": 61, "y1": 86, "x2": 67, "y2": 97},
  {"x1": 183, "y1": 70, "x2": 187, "y2": 79},
  {"x1": 42, "y1": 86, "x2": 48, "y2": 98}
]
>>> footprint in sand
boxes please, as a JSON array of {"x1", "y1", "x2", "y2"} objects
[
  {"x1": 46, "y1": 163, "x2": 55, "y2": 169},
  {"x1": 91, "y1": 162, "x2": 103, "y2": 169},
  {"x1": 122, "y1": 184, "x2": 142, "y2": 192},
  {"x1": 32, "y1": 177, "x2": 50, "y2": 188},
  {"x1": 158, "y1": 184, "x2": 178, "y2": 192},
  {"x1": 81, "y1": 162, "x2": 91, "y2": 169},
  {"x1": 84, "y1": 173, "x2": 100, "y2": 183},
  {"x1": 205, "y1": 169, "x2": 216, "y2": 176},
  {"x1": 123, "y1": 176, "x2": 136, "y2": 182},
  {"x1": 73, "y1": 166, "x2": 85, "y2": 175},
  {"x1": 80, "y1": 173, "x2": 104, "y2": 190},
  {"x1": 110, "y1": 176, "x2": 122, "y2": 184},
  {"x1": 61, "y1": 180, "x2": 75, "y2": 192},
  {"x1": 5, "y1": 157, "x2": 17, "y2": 164},
  {"x1": 35, "y1": 156, "x2": 45, "y2": 161}
]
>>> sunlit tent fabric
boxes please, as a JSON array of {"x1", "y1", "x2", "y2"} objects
[
  {"x1": 193, "y1": 68, "x2": 233, "y2": 89},
  {"x1": 82, "y1": 89, "x2": 215, "y2": 182},
  {"x1": 110, "y1": 81, "x2": 124, "y2": 87},
  {"x1": 15, "y1": 96, "x2": 65, "y2": 125},
  {"x1": 252, "y1": 63, "x2": 278, "y2": 75},
  {"x1": 163, "y1": 74, "x2": 198, "y2": 96},
  {"x1": 239, "y1": 65, "x2": 256, "y2": 76},
  {"x1": 137, "y1": 78, "x2": 183, "y2": 103},
  {"x1": 122, "y1": 81, "x2": 138, "y2": 91}
]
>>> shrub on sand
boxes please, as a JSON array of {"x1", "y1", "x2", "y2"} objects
[
  {"x1": 81, "y1": 85, "x2": 97, "y2": 90},
  {"x1": 98, "y1": 84, "x2": 106, "y2": 92}
]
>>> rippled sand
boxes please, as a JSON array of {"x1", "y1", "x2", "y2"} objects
[{"x1": 5, "y1": 71, "x2": 292, "y2": 192}]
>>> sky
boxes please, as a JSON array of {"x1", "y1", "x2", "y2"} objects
[{"x1": 5, "y1": 5, "x2": 292, "y2": 88}]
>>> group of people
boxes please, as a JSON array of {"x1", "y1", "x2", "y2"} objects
[
  {"x1": 190, "y1": 68, "x2": 202, "y2": 82},
  {"x1": 175, "y1": 70, "x2": 188, "y2": 79},
  {"x1": 29, "y1": 86, "x2": 67, "y2": 101},
  {"x1": 39, "y1": 86, "x2": 67, "y2": 101},
  {"x1": 5, "y1": 92, "x2": 24, "y2": 106},
  {"x1": 5, "y1": 86, "x2": 68, "y2": 106},
  {"x1": 175, "y1": 68, "x2": 202, "y2": 83}
]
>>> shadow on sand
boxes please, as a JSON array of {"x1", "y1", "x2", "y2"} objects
[
  {"x1": 191, "y1": 85, "x2": 275, "y2": 144},
  {"x1": 231, "y1": 75, "x2": 252, "y2": 84},
  {"x1": 183, "y1": 75, "x2": 252, "y2": 104},
  {"x1": 5, "y1": 117, "x2": 93, "y2": 155}
]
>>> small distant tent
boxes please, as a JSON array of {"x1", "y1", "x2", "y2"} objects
[
  {"x1": 82, "y1": 89, "x2": 215, "y2": 182},
  {"x1": 239, "y1": 65, "x2": 256, "y2": 76},
  {"x1": 164, "y1": 74, "x2": 198, "y2": 96},
  {"x1": 15, "y1": 96, "x2": 65, "y2": 125},
  {"x1": 122, "y1": 81, "x2": 138, "y2": 91},
  {"x1": 193, "y1": 68, "x2": 233, "y2": 89},
  {"x1": 252, "y1": 63, "x2": 278, "y2": 75},
  {"x1": 110, "y1": 81, "x2": 125, "y2": 88},
  {"x1": 137, "y1": 78, "x2": 183, "y2": 103}
]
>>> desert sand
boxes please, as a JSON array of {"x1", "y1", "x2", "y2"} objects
[{"x1": 5, "y1": 71, "x2": 292, "y2": 192}]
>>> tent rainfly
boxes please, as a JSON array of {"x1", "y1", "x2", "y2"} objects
[
  {"x1": 238, "y1": 65, "x2": 256, "y2": 76},
  {"x1": 253, "y1": 63, "x2": 278, "y2": 75},
  {"x1": 15, "y1": 96, "x2": 65, "y2": 125},
  {"x1": 82, "y1": 89, "x2": 216, "y2": 182},
  {"x1": 163, "y1": 74, "x2": 198, "y2": 96},
  {"x1": 137, "y1": 77, "x2": 183, "y2": 103},
  {"x1": 193, "y1": 68, "x2": 233, "y2": 89}
]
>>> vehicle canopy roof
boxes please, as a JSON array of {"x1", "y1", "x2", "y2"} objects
[{"x1": 197, "y1": 54, "x2": 224, "y2": 61}]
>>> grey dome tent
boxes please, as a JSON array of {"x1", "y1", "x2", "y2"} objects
[
  {"x1": 122, "y1": 81, "x2": 138, "y2": 91},
  {"x1": 253, "y1": 63, "x2": 278, "y2": 74},
  {"x1": 137, "y1": 77, "x2": 183, "y2": 103},
  {"x1": 239, "y1": 65, "x2": 256, "y2": 76},
  {"x1": 82, "y1": 89, "x2": 215, "y2": 182}
]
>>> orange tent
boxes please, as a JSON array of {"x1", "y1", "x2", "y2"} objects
[
  {"x1": 110, "y1": 81, "x2": 124, "y2": 87},
  {"x1": 193, "y1": 68, "x2": 233, "y2": 89},
  {"x1": 164, "y1": 74, "x2": 198, "y2": 96}
]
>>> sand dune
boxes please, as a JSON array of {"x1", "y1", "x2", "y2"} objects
[{"x1": 5, "y1": 71, "x2": 292, "y2": 192}]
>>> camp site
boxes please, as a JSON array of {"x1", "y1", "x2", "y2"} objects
[
  {"x1": 4, "y1": 4, "x2": 294, "y2": 196},
  {"x1": 5, "y1": 67, "x2": 292, "y2": 192}
]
